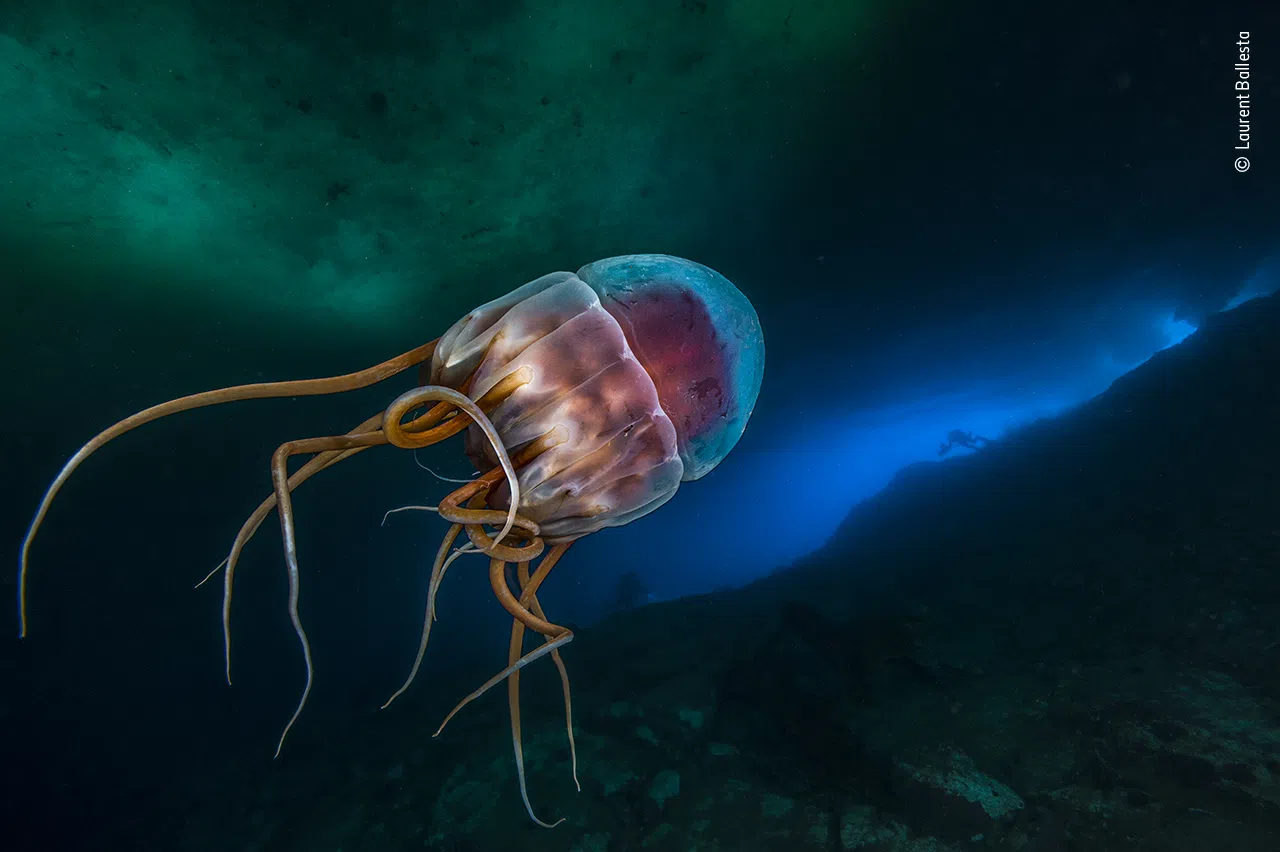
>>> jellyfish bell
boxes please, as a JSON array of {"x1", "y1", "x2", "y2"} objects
[
  {"x1": 437, "y1": 254, "x2": 765, "y2": 542},
  {"x1": 17, "y1": 253, "x2": 764, "y2": 828}
]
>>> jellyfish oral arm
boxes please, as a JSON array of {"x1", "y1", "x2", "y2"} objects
[{"x1": 17, "y1": 338, "x2": 439, "y2": 638}]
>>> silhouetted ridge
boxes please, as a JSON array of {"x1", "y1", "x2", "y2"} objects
[{"x1": 822, "y1": 291, "x2": 1280, "y2": 564}]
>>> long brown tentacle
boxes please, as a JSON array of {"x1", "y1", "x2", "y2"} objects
[
  {"x1": 211, "y1": 414, "x2": 381, "y2": 684},
  {"x1": 379, "y1": 429, "x2": 564, "y2": 708},
  {"x1": 380, "y1": 524, "x2": 464, "y2": 710},
  {"x1": 505, "y1": 582, "x2": 564, "y2": 827},
  {"x1": 211, "y1": 394, "x2": 461, "y2": 678},
  {"x1": 208, "y1": 372, "x2": 524, "y2": 682},
  {"x1": 515, "y1": 551, "x2": 580, "y2": 792},
  {"x1": 213, "y1": 396, "x2": 460, "y2": 595},
  {"x1": 218, "y1": 372, "x2": 522, "y2": 593},
  {"x1": 442, "y1": 482, "x2": 544, "y2": 563},
  {"x1": 270, "y1": 432, "x2": 388, "y2": 757},
  {"x1": 194, "y1": 408, "x2": 439, "y2": 592},
  {"x1": 17, "y1": 339, "x2": 439, "y2": 636},
  {"x1": 438, "y1": 426, "x2": 567, "y2": 563},
  {"x1": 269, "y1": 386, "x2": 536, "y2": 755},
  {"x1": 383, "y1": 372, "x2": 533, "y2": 547},
  {"x1": 506, "y1": 544, "x2": 579, "y2": 827},
  {"x1": 434, "y1": 558, "x2": 573, "y2": 737}
]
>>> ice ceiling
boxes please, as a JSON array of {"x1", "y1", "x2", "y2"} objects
[{"x1": 0, "y1": 0, "x2": 871, "y2": 329}]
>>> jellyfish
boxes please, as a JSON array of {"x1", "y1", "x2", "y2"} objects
[{"x1": 18, "y1": 253, "x2": 764, "y2": 826}]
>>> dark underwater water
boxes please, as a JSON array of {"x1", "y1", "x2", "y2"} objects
[{"x1": 1, "y1": 1, "x2": 1276, "y2": 850}]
